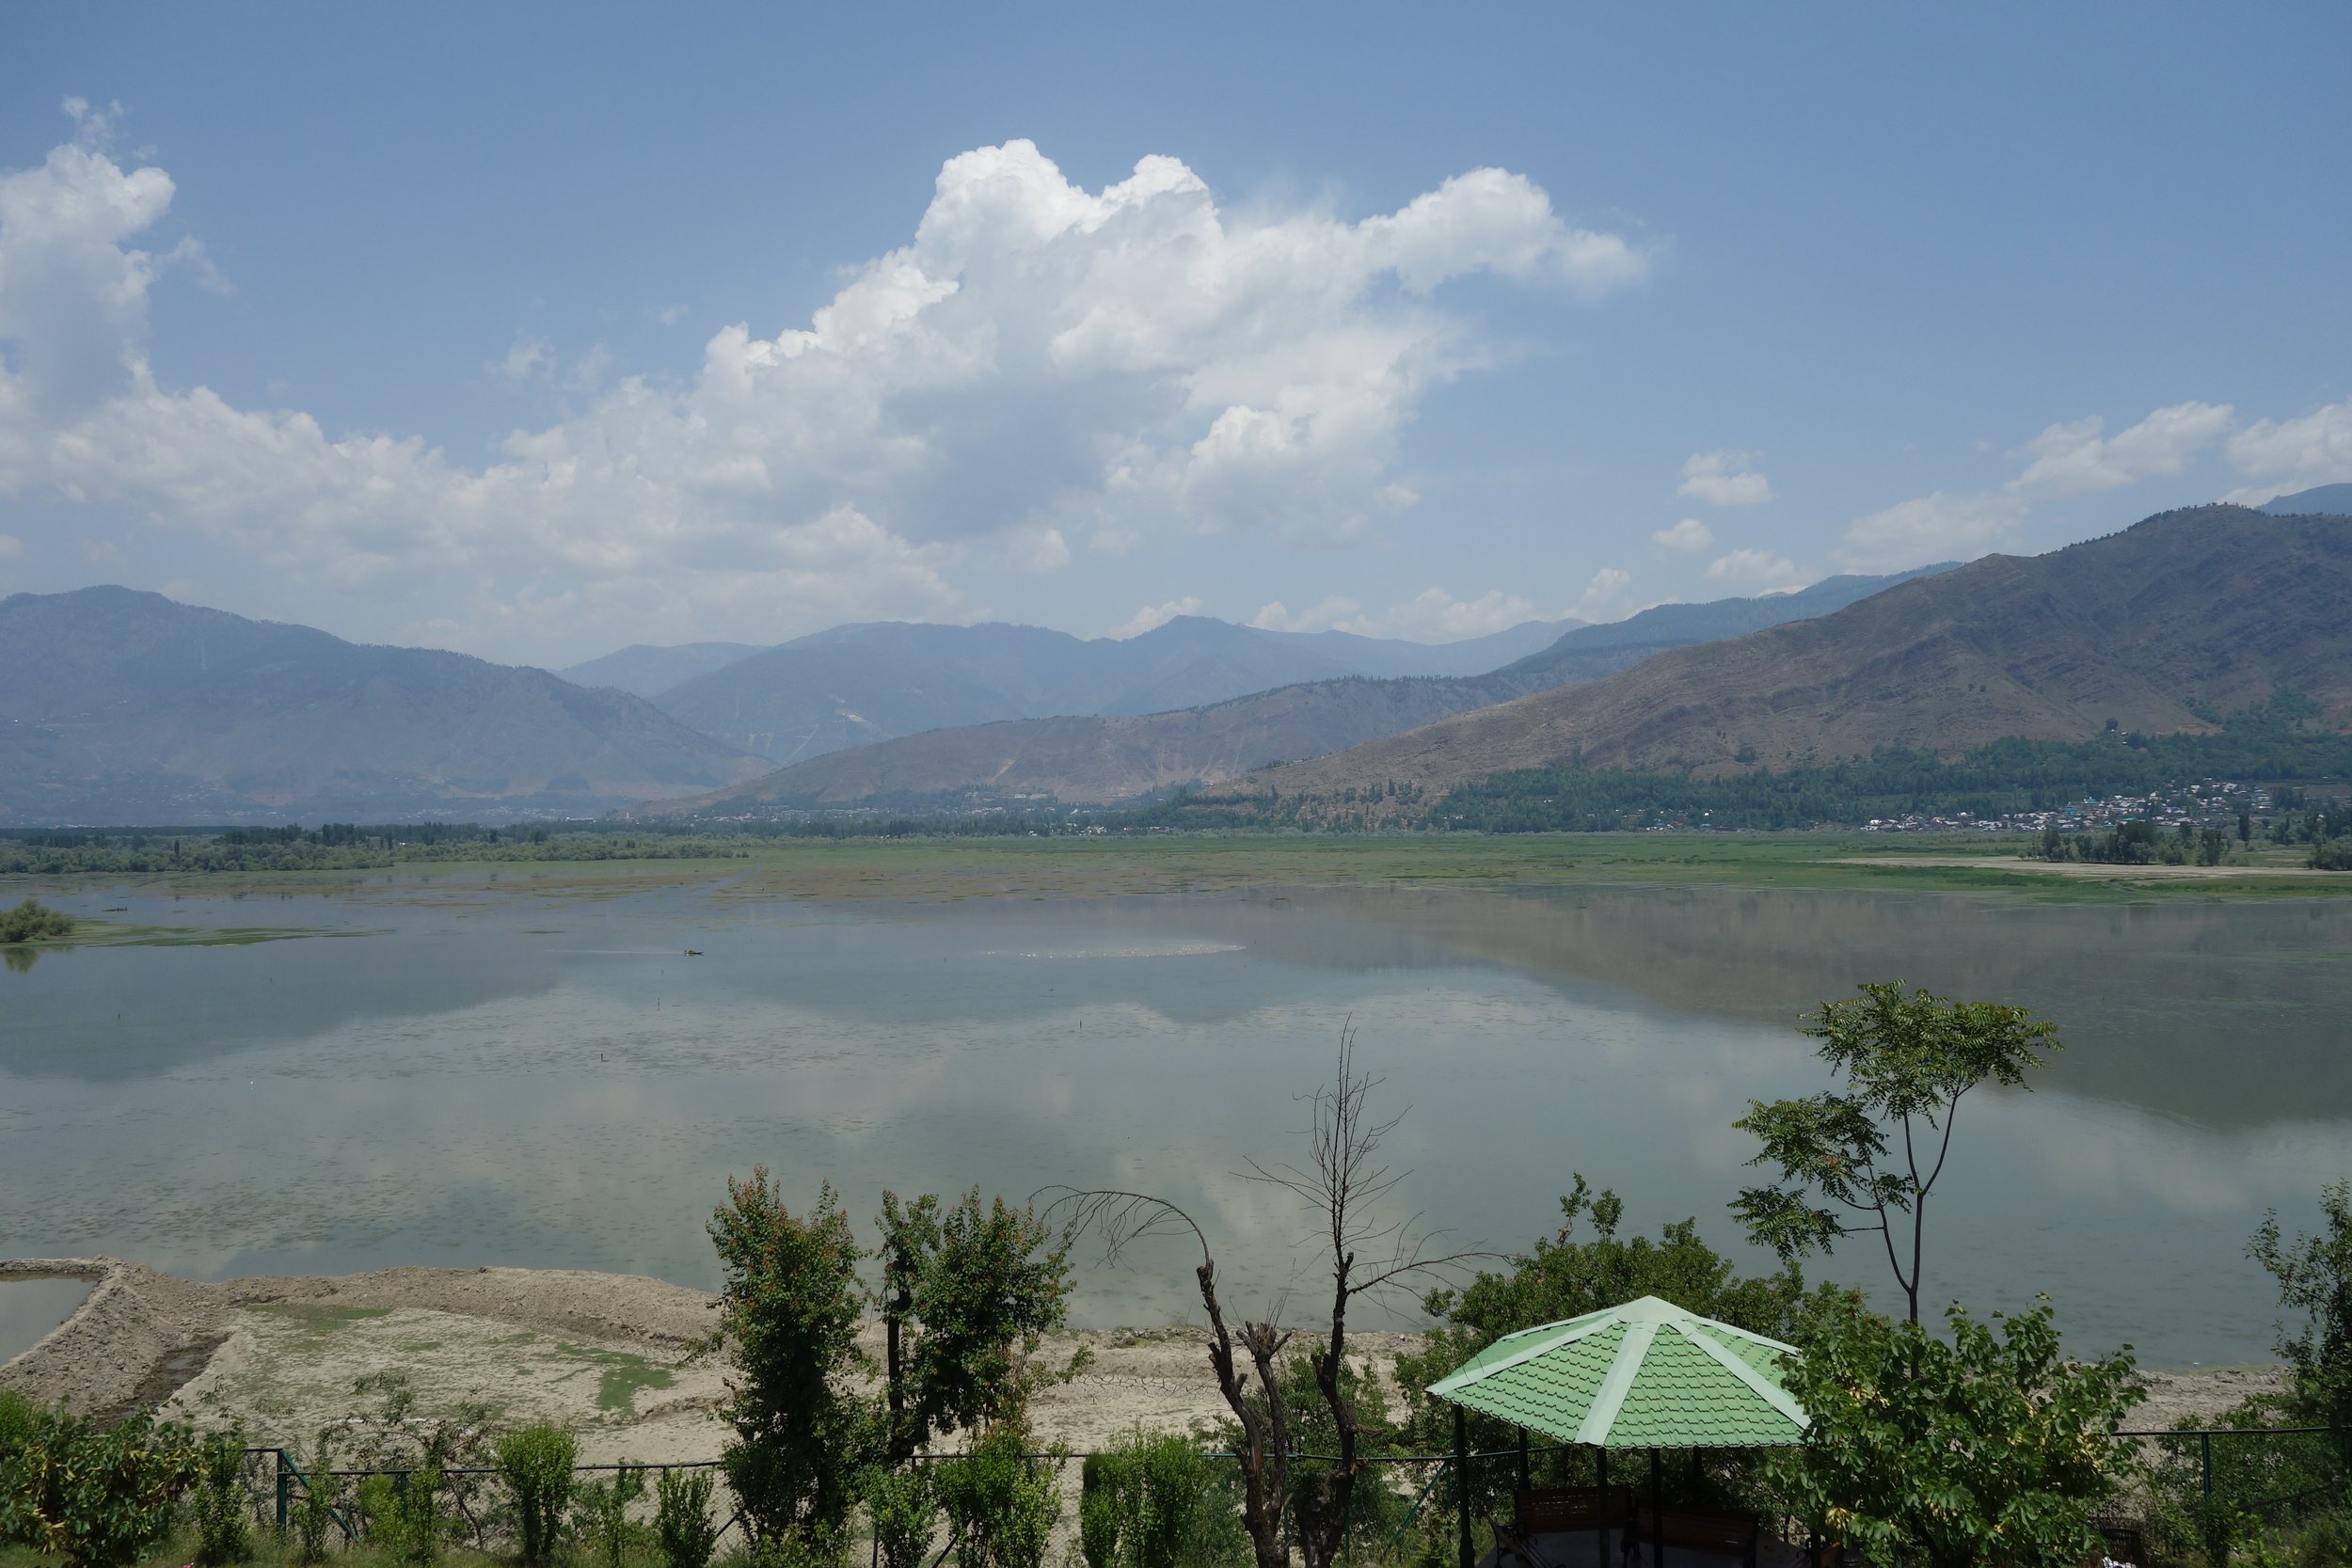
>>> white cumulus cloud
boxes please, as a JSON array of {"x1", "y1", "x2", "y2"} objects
[
  {"x1": 1704, "y1": 548, "x2": 1809, "y2": 590},
  {"x1": 1109, "y1": 596, "x2": 1203, "y2": 640},
  {"x1": 1343, "y1": 587, "x2": 1545, "y2": 641},
  {"x1": 1653, "y1": 517, "x2": 1712, "y2": 551},
  {"x1": 2224, "y1": 395, "x2": 2352, "y2": 500},
  {"x1": 1249, "y1": 596, "x2": 1362, "y2": 633},
  {"x1": 1676, "y1": 449, "x2": 1772, "y2": 506},
  {"x1": 1837, "y1": 491, "x2": 2024, "y2": 573},
  {"x1": 0, "y1": 116, "x2": 1650, "y2": 660},
  {"x1": 2009, "y1": 401, "x2": 2234, "y2": 494},
  {"x1": 1571, "y1": 567, "x2": 1634, "y2": 621}
]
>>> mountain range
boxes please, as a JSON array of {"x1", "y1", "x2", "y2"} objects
[
  {"x1": 1247, "y1": 504, "x2": 2352, "y2": 805},
  {"x1": 0, "y1": 588, "x2": 763, "y2": 823},
  {"x1": 568, "y1": 615, "x2": 1576, "y2": 766},
  {"x1": 21, "y1": 496, "x2": 2329, "y2": 831},
  {"x1": 650, "y1": 566, "x2": 1951, "y2": 812}
]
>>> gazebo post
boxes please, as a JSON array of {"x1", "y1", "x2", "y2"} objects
[
  {"x1": 1455, "y1": 1405, "x2": 1472, "y2": 1568},
  {"x1": 1595, "y1": 1449, "x2": 1609, "y2": 1568},
  {"x1": 1648, "y1": 1449, "x2": 1663, "y2": 1568},
  {"x1": 1516, "y1": 1428, "x2": 1530, "y2": 1494}
]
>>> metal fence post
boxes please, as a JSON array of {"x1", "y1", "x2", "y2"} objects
[
  {"x1": 2201, "y1": 1431, "x2": 2212, "y2": 1499},
  {"x1": 1455, "y1": 1408, "x2": 1473, "y2": 1568},
  {"x1": 276, "y1": 1450, "x2": 291, "y2": 1532}
]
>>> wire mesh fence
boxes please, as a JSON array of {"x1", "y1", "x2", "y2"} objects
[{"x1": 204, "y1": 1426, "x2": 2352, "y2": 1568}]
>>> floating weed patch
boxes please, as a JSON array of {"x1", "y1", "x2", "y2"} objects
[{"x1": 49, "y1": 919, "x2": 378, "y2": 950}]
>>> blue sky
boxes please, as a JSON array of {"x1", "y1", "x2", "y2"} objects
[{"x1": 2, "y1": 3, "x2": 2346, "y2": 664}]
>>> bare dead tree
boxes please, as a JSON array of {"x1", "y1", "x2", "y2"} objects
[
  {"x1": 1051, "y1": 1025, "x2": 1490, "y2": 1568},
  {"x1": 1245, "y1": 1025, "x2": 1489, "y2": 1568},
  {"x1": 1042, "y1": 1187, "x2": 1295, "y2": 1568}
]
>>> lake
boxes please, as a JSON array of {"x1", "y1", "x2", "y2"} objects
[{"x1": 3, "y1": 863, "x2": 2348, "y2": 1366}]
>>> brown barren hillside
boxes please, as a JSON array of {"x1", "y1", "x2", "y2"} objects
[
  {"x1": 652, "y1": 674, "x2": 1545, "y2": 810},
  {"x1": 1252, "y1": 505, "x2": 2352, "y2": 799}
]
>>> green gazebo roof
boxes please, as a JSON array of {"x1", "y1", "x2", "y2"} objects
[{"x1": 1425, "y1": 1295, "x2": 1807, "y2": 1449}]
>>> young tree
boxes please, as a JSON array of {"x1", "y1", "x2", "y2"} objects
[
  {"x1": 1765, "y1": 1296, "x2": 2141, "y2": 1568},
  {"x1": 1733, "y1": 982, "x2": 2059, "y2": 1323},
  {"x1": 878, "y1": 1187, "x2": 1074, "y2": 1461},
  {"x1": 2249, "y1": 1180, "x2": 2352, "y2": 1427},
  {"x1": 1057, "y1": 1030, "x2": 1479, "y2": 1568},
  {"x1": 708, "y1": 1172, "x2": 873, "y2": 1552}
]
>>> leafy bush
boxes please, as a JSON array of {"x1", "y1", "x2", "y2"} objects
[
  {"x1": 289, "y1": 1438, "x2": 342, "y2": 1566},
  {"x1": 0, "y1": 897, "x2": 72, "y2": 943},
  {"x1": 863, "y1": 1465, "x2": 937, "y2": 1568},
  {"x1": 1762, "y1": 1296, "x2": 2140, "y2": 1568},
  {"x1": 877, "y1": 1188, "x2": 1074, "y2": 1456},
  {"x1": 2140, "y1": 1400, "x2": 2346, "y2": 1566},
  {"x1": 191, "y1": 1427, "x2": 253, "y2": 1565},
  {"x1": 573, "y1": 1464, "x2": 646, "y2": 1568},
  {"x1": 935, "y1": 1424, "x2": 1059, "y2": 1568},
  {"x1": 1080, "y1": 1429, "x2": 1244, "y2": 1568},
  {"x1": 709, "y1": 1173, "x2": 875, "y2": 1549},
  {"x1": 497, "y1": 1424, "x2": 579, "y2": 1567},
  {"x1": 0, "y1": 1389, "x2": 38, "y2": 1453},
  {"x1": 356, "y1": 1466, "x2": 442, "y2": 1566},
  {"x1": 0, "y1": 1404, "x2": 199, "y2": 1568},
  {"x1": 656, "y1": 1466, "x2": 723, "y2": 1568}
]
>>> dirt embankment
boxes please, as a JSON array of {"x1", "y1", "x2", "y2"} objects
[{"x1": 0, "y1": 1258, "x2": 2281, "y2": 1458}]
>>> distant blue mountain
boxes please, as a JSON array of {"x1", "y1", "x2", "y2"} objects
[{"x1": 2261, "y1": 483, "x2": 2352, "y2": 516}]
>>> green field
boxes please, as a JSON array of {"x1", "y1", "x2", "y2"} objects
[{"x1": 9, "y1": 830, "x2": 2344, "y2": 906}]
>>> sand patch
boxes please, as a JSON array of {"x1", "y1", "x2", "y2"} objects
[
  {"x1": 169, "y1": 1302, "x2": 728, "y2": 1465},
  {"x1": 3, "y1": 1259, "x2": 2291, "y2": 1461}
]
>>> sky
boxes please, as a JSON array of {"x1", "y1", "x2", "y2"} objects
[{"x1": 2, "y1": 4, "x2": 2348, "y2": 667}]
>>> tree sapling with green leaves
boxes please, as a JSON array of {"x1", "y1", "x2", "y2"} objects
[
  {"x1": 654, "y1": 1466, "x2": 722, "y2": 1568},
  {"x1": 2249, "y1": 1179, "x2": 2352, "y2": 1428},
  {"x1": 1765, "y1": 1295, "x2": 2141, "y2": 1568},
  {"x1": 1733, "y1": 981, "x2": 2059, "y2": 1323},
  {"x1": 707, "y1": 1172, "x2": 873, "y2": 1556},
  {"x1": 494, "y1": 1423, "x2": 577, "y2": 1568}
]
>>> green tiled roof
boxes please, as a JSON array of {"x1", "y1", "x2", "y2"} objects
[{"x1": 1425, "y1": 1295, "x2": 1806, "y2": 1449}]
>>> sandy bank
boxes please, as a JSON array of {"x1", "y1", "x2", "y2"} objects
[{"x1": 0, "y1": 1258, "x2": 2279, "y2": 1457}]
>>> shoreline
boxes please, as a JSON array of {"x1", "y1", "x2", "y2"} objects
[{"x1": 1, "y1": 1258, "x2": 2283, "y2": 1454}]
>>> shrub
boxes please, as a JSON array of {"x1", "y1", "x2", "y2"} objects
[
  {"x1": 936, "y1": 1424, "x2": 1058, "y2": 1568},
  {"x1": 1079, "y1": 1429, "x2": 1243, "y2": 1568},
  {"x1": 709, "y1": 1173, "x2": 874, "y2": 1548},
  {"x1": 356, "y1": 1466, "x2": 441, "y2": 1566},
  {"x1": 0, "y1": 898, "x2": 72, "y2": 944},
  {"x1": 1763, "y1": 1297, "x2": 2140, "y2": 1568},
  {"x1": 497, "y1": 1424, "x2": 579, "y2": 1567},
  {"x1": 573, "y1": 1464, "x2": 646, "y2": 1568},
  {"x1": 191, "y1": 1427, "x2": 252, "y2": 1565},
  {"x1": 656, "y1": 1467, "x2": 722, "y2": 1568},
  {"x1": 289, "y1": 1439, "x2": 342, "y2": 1567},
  {"x1": 862, "y1": 1465, "x2": 936, "y2": 1568},
  {"x1": 0, "y1": 1405, "x2": 199, "y2": 1568}
]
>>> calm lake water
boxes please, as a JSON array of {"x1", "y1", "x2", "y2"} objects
[
  {"x1": 0, "y1": 1276, "x2": 92, "y2": 1363},
  {"x1": 3, "y1": 869, "x2": 2349, "y2": 1366}
]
